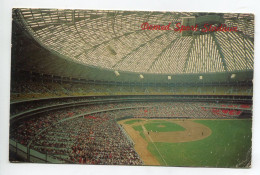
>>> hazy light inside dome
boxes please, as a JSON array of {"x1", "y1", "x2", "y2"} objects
[{"x1": 168, "y1": 76, "x2": 171, "y2": 80}]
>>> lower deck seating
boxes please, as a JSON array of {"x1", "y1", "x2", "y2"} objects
[{"x1": 31, "y1": 115, "x2": 142, "y2": 165}]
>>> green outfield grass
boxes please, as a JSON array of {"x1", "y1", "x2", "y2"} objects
[
  {"x1": 133, "y1": 125, "x2": 143, "y2": 132},
  {"x1": 144, "y1": 120, "x2": 185, "y2": 132},
  {"x1": 146, "y1": 119, "x2": 252, "y2": 168},
  {"x1": 124, "y1": 119, "x2": 143, "y2": 125},
  {"x1": 133, "y1": 125, "x2": 146, "y2": 140}
]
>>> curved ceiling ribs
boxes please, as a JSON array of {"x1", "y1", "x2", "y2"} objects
[
  {"x1": 211, "y1": 32, "x2": 227, "y2": 71},
  {"x1": 16, "y1": 9, "x2": 254, "y2": 76},
  {"x1": 112, "y1": 32, "x2": 169, "y2": 69},
  {"x1": 183, "y1": 36, "x2": 196, "y2": 73},
  {"x1": 148, "y1": 34, "x2": 180, "y2": 72}
]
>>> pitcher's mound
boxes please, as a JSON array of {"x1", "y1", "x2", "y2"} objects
[{"x1": 148, "y1": 120, "x2": 212, "y2": 143}]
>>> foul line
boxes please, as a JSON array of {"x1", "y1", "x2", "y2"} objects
[{"x1": 141, "y1": 125, "x2": 168, "y2": 166}]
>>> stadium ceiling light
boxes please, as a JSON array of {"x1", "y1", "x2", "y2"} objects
[
  {"x1": 114, "y1": 70, "x2": 120, "y2": 76},
  {"x1": 140, "y1": 74, "x2": 144, "y2": 79},
  {"x1": 199, "y1": 76, "x2": 203, "y2": 80},
  {"x1": 168, "y1": 76, "x2": 171, "y2": 80},
  {"x1": 231, "y1": 74, "x2": 236, "y2": 79}
]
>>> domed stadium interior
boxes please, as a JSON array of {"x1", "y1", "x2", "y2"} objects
[{"x1": 10, "y1": 9, "x2": 253, "y2": 167}]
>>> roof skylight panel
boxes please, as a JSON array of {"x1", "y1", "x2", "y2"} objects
[
  {"x1": 232, "y1": 43, "x2": 244, "y2": 59},
  {"x1": 245, "y1": 49, "x2": 253, "y2": 61},
  {"x1": 225, "y1": 57, "x2": 236, "y2": 71},
  {"x1": 245, "y1": 52, "x2": 253, "y2": 67},
  {"x1": 21, "y1": 9, "x2": 31, "y2": 14},
  {"x1": 23, "y1": 14, "x2": 33, "y2": 18},
  {"x1": 244, "y1": 38, "x2": 253, "y2": 49}
]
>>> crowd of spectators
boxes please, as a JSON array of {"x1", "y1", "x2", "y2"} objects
[
  {"x1": 11, "y1": 80, "x2": 253, "y2": 101},
  {"x1": 31, "y1": 113, "x2": 142, "y2": 165},
  {"x1": 107, "y1": 102, "x2": 248, "y2": 119},
  {"x1": 10, "y1": 96, "x2": 161, "y2": 116},
  {"x1": 11, "y1": 96, "x2": 98, "y2": 116},
  {"x1": 10, "y1": 106, "x2": 91, "y2": 145},
  {"x1": 10, "y1": 101, "x2": 251, "y2": 164}
]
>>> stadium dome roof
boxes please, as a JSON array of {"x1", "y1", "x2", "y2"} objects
[{"x1": 15, "y1": 9, "x2": 254, "y2": 75}]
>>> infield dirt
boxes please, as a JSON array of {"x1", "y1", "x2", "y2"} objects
[{"x1": 118, "y1": 118, "x2": 212, "y2": 165}]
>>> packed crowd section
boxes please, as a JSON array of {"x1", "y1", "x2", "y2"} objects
[
  {"x1": 10, "y1": 96, "x2": 97, "y2": 116},
  {"x1": 11, "y1": 80, "x2": 253, "y2": 101},
  {"x1": 10, "y1": 106, "x2": 90, "y2": 145},
  {"x1": 201, "y1": 104, "x2": 251, "y2": 117},
  {"x1": 109, "y1": 102, "x2": 249, "y2": 119},
  {"x1": 10, "y1": 99, "x2": 153, "y2": 116},
  {"x1": 11, "y1": 96, "x2": 251, "y2": 119},
  {"x1": 32, "y1": 114, "x2": 142, "y2": 165},
  {"x1": 10, "y1": 103, "x2": 152, "y2": 145}
]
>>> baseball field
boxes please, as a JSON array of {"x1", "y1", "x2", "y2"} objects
[{"x1": 118, "y1": 118, "x2": 252, "y2": 168}]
